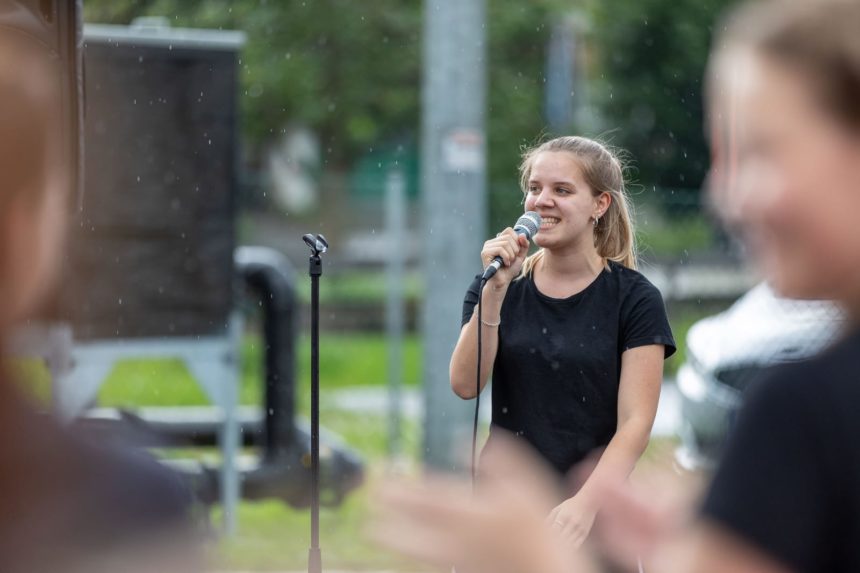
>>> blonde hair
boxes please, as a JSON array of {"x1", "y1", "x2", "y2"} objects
[
  {"x1": 517, "y1": 135, "x2": 637, "y2": 276},
  {"x1": 713, "y1": 0, "x2": 860, "y2": 130}
]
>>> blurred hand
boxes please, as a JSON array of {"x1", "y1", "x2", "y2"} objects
[
  {"x1": 589, "y1": 463, "x2": 702, "y2": 572},
  {"x1": 481, "y1": 227, "x2": 530, "y2": 288},
  {"x1": 371, "y1": 433, "x2": 599, "y2": 573},
  {"x1": 549, "y1": 494, "x2": 598, "y2": 550}
]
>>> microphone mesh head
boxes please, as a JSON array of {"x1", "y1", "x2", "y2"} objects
[{"x1": 514, "y1": 211, "x2": 541, "y2": 240}]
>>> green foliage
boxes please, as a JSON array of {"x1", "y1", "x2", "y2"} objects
[
  {"x1": 586, "y1": 0, "x2": 736, "y2": 191},
  {"x1": 637, "y1": 214, "x2": 714, "y2": 259},
  {"x1": 85, "y1": 0, "x2": 422, "y2": 168},
  {"x1": 84, "y1": 0, "x2": 567, "y2": 195},
  {"x1": 83, "y1": 0, "x2": 745, "y2": 228},
  {"x1": 485, "y1": 0, "x2": 568, "y2": 229},
  {"x1": 633, "y1": 187, "x2": 717, "y2": 259}
]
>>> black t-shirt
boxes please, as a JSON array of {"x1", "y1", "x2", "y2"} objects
[
  {"x1": 701, "y1": 328, "x2": 860, "y2": 573},
  {"x1": 461, "y1": 260, "x2": 675, "y2": 475}
]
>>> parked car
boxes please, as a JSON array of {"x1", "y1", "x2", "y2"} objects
[{"x1": 676, "y1": 283, "x2": 845, "y2": 471}]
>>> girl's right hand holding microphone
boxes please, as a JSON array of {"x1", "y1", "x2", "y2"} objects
[{"x1": 481, "y1": 228, "x2": 530, "y2": 290}]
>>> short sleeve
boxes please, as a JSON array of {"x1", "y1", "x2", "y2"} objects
[
  {"x1": 620, "y1": 279, "x2": 676, "y2": 358},
  {"x1": 460, "y1": 274, "x2": 483, "y2": 327},
  {"x1": 701, "y1": 367, "x2": 830, "y2": 572}
]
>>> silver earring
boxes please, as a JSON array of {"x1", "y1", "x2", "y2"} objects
[{"x1": 593, "y1": 215, "x2": 600, "y2": 226}]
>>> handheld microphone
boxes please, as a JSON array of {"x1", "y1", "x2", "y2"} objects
[{"x1": 481, "y1": 211, "x2": 541, "y2": 281}]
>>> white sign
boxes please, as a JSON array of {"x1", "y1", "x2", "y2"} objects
[{"x1": 441, "y1": 129, "x2": 485, "y2": 173}]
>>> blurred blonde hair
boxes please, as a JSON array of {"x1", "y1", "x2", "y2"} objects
[
  {"x1": 713, "y1": 0, "x2": 860, "y2": 130},
  {"x1": 517, "y1": 135, "x2": 637, "y2": 276}
]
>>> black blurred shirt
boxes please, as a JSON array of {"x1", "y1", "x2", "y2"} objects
[
  {"x1": 461, "y1": 260, "x2": 675, "y2": 475},
  {"x1": 702, "y1": 327, "x2": 860, "y2": 573}
]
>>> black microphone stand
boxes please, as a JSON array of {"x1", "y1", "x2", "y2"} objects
[{"x1": 303, "y1": 233, "x2": 328, "y2": 573}]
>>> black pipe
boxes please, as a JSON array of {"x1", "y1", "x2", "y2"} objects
[
  {"x1": 74, "y1": 409, "x2": 363, "y2": 508},
  {"x1": 234, "y1": 246, "x2": 297, "y2": 462}
]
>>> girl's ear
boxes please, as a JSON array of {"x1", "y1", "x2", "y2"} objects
[{"x1": 597, "y1": 191, "x2": 612, "y2": 216}]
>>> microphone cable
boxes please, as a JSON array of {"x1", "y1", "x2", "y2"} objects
[
  {"x1": 472, "y1": 277, "x2": 488, "y2": 489},
  {"x1": 469, "y1": 213, "x2": 538, "y2": 489}
]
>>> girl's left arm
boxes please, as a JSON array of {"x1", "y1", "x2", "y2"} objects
[{"x1": 549, "y1": 344, "x2": 665, "y2": 548}]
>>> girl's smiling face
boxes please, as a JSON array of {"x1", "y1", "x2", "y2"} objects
[{"x1": 524, "y1": 151, "x2": 609, "y2": 252}]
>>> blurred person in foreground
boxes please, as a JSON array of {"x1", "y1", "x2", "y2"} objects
[
  {"x1": 0, "y1": 11, "x2": 198, "y2": 573},
  {"x1": 375, "y1": 0, "x2": 860, "y2": 571},
  {"x1": 664, "y1": 0, "x2": 860, "y2": 570}
]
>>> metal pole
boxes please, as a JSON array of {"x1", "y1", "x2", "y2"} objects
[
  {"x1": 545, "y1": 19, "x2": 575, "y2": 132},
  {"x1": 386, "y1": 168, "x2": 407, "y2": 458},
  {"x1": 309, "y1": 258, "x2": 320, "y2": 573},
  {"x1": 303, "y1": 233, "x2": 327, "y2": 573},
  {"x1": 421, "y1": 0, "x2": 488, "y2": 470},
  {"x1": 221, "y1": 311, "x2": 243, "y2": 536}
]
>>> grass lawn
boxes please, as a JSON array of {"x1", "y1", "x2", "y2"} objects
[
  {"x1": 212, "y1": 412, "x2": 426, "y2": 572},
  {"x1": 92, "y1": 333, "x2": 423, "y2": 409},
  {"x1": 294, "y1": 271, "x2": 424, "y2": 305}
]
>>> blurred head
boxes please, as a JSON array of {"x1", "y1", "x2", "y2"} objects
[
  {"x1": 0, "y1": 32, "x2": 69, "y2": 328},
  {"x1": 518, "y1": 136, "x2": 637, "y2": 274},
  {"x1": 708, "y1": 0, "x2": 860, "y2": 305}
]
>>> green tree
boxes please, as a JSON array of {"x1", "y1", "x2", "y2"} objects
[
  {"x1": 85, "y1": 0, "x2": 422, "y2": 169},
  {"x1": 586, "y1": 0, "x2": 735, "y2": 195},
  {"x1": 84, "y1": 0, "x2": 738, "y2": 222},
  {"x1": 485, "y1": 0, "x2": 568, "y2": 229},
  {"x1": 84, "y1": 1, "x2": 563, "y2": 182}
]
